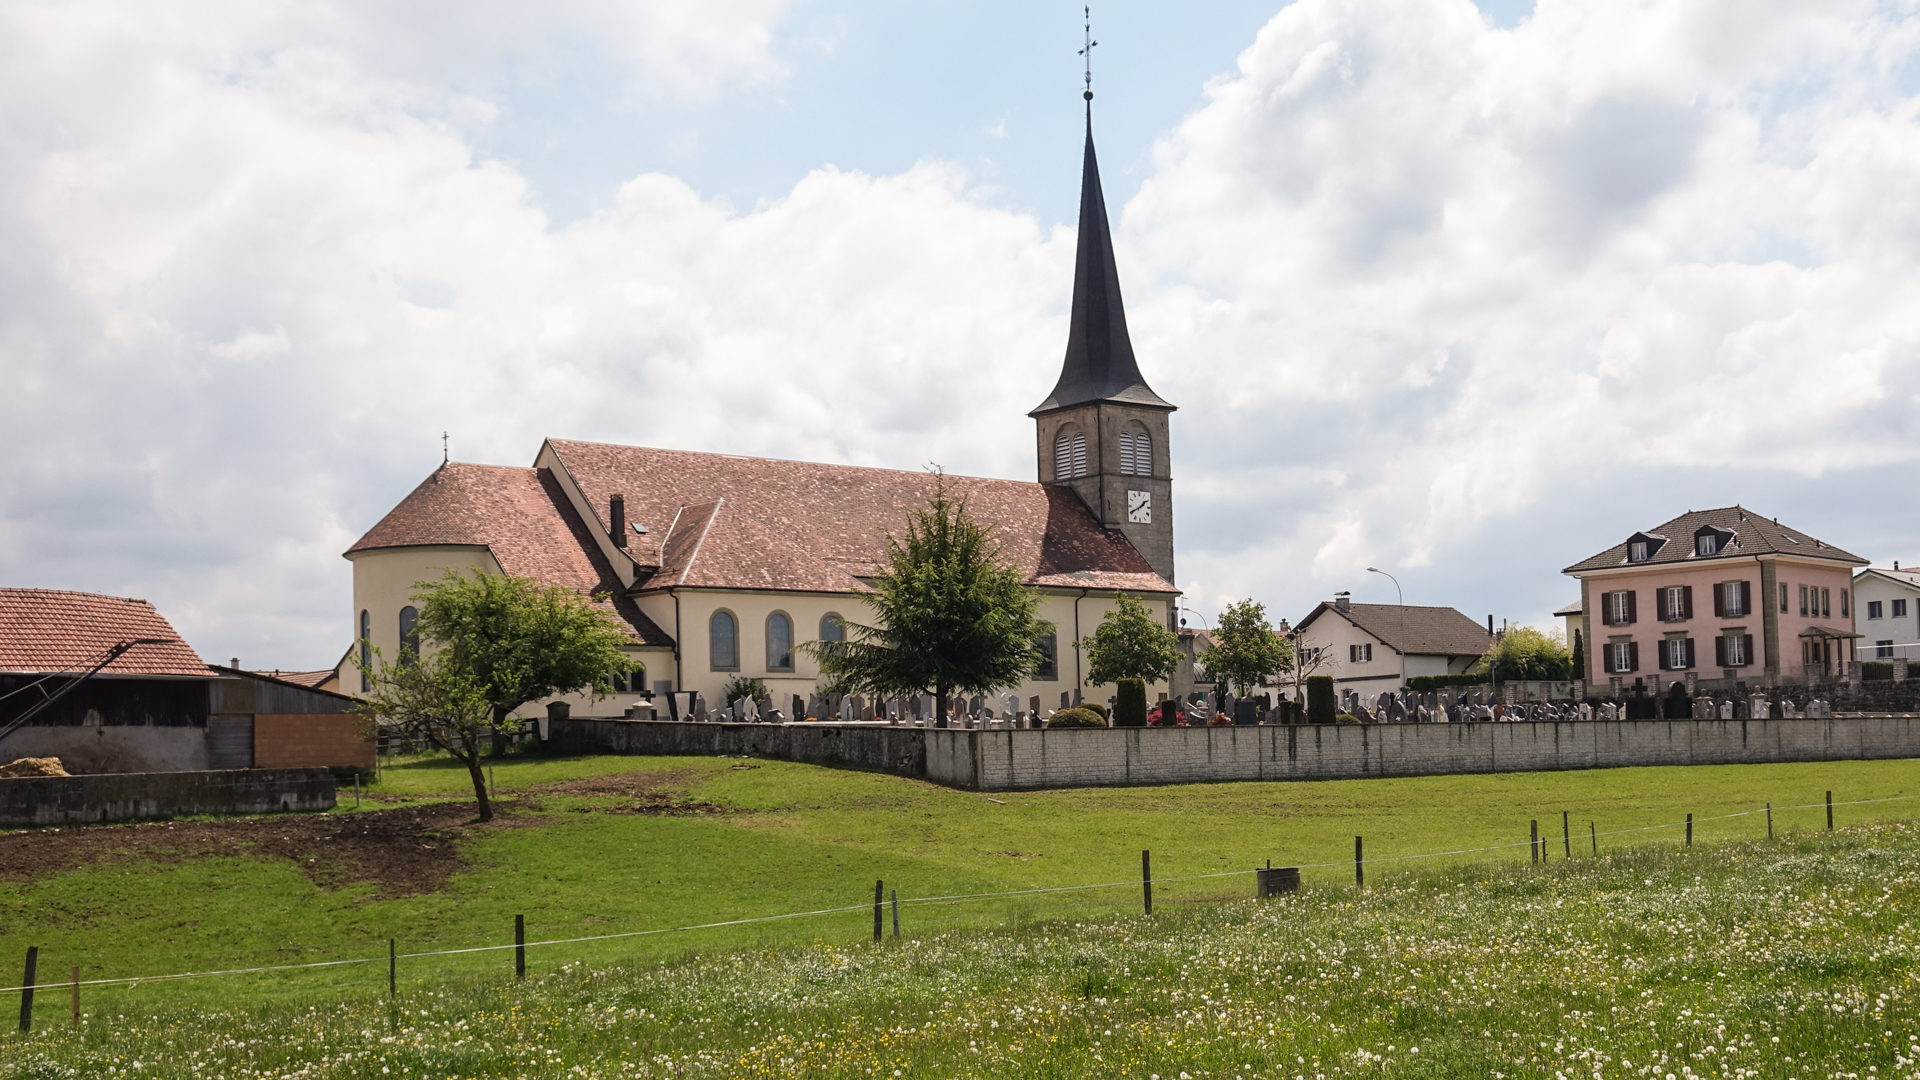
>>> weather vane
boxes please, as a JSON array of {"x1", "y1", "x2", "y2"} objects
[
  {"x1": 1080, "y1": 5, "x2": 1097, "y2": 101},
  {"x1": 442, "y1": 431, "x2": 449, "y2": 465}
]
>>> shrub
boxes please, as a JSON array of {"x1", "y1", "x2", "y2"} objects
[
  {"x1": 1863, "y1": 661, "x2": 1896, "y2": 682},
  {"x1": 1306, "y1": 676, "x2": 1337, "y2": 726},
  {"x1": 1114, "y1": 679, "x2": 1148, "y2": 727},
  {"x1": 1335, "y1": 712, "x2": 1364, "y2": 725},
  {"x1": 719, "y1": 676, "x2": 769, "y2": 709},
  {"x1": 1046, "y1": 707, "x2": 1108, "y2": 729},
  {"x1": 1082, "y1": 702, "x2": 1109, "y2": 721},
  {"x1": 1272, "y1": 699, "x2": 1301, "y2": 725}
]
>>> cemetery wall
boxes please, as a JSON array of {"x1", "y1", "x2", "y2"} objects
[
  {"x1": 546, "y1": 716, "x2": 1920, "y2": 791},
  {"x1": 0, "y1": 768, "x2": 336, "y2": 827}
]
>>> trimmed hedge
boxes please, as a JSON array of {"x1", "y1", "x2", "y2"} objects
[
  {"x1": 1082, "y1": 702, "x2": 1110, "y2": 721},
  {"x1": 1306, "y1": 676, "x2": 1337, "y2": 726},
  {"x1": 1863, "y1": 661, "x2": 1896, "y2": 682},
  {"x1": 1405, "y1": 673, "x2": 1491, "y2": 691},
  {"x1": 1114, "y1": 679, "x2": 1148, "y2": 727},
  {"x1": 1046, "y1": 707, "x2": 1108, "y2": 729}
]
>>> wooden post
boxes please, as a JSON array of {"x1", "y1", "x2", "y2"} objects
[
  {"x1": 1766, "y1": 802, "x2": 1773, "y2": 840},
  {"x1": 1562, "y1": 810, "x2": 1571, "y2": 858},
  {"x1": 514, "y1": 915, "x2": 525, "y2": 980},
  {"x1": 1141, "y1": 850, "x2": 1153, "y2": 915},
  {"x1": 67, "y1": 967, "x2": 77, "y2": 1030},
  {"x1": 873, "y1": 880, "x2": 883, "y2": 943},
  {"x1": 389, "y1": 938, "x2": 396, "y2": 998},
  {"x1": 1827, "y1": 790, "x2": 1834, "y2": 831},
  {"x1": 1589, "y1": 821, "x2": 1596, "y2": 856},
  {"x1": 890, "y1": 889, "x2": 900, "y2": 940},
  {"x1": 1685, "y1": 813, "x2": 1693, "y2": 847},
  {"x1": 17, "y1": 946, "x2": 35, "y2": 1033},
  {"x1": 1354, "y1": 836, "x2": 1364, "y2": 889},
  {"x1": 355, "y1": 773, "x2": 362, "y2": 810},
  {"x1": 1530, "y1": 820, "x2": 1539, "y2": 863}
]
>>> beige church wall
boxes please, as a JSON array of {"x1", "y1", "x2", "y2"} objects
[
  {"x1": 662, "y1": 588, "x2": 1174, "y2": 715},
  {"x1": 343, "y1": 545, "x2": 497, "y2": 694},
  {"x1": 521, "y1": 646, "x2": 677, "y2": 721}
]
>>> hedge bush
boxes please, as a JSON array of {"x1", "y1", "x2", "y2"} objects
[
  {"x1": 1046, "y1": 707, "x2": 1108, "y2": 729},
  {"x1": 1306, "y1": 676, "x2": 1337, "y2": 726},
  {"x1": 1082, "y1": 702, "x2": 1110, "y2": 721},
  {"x1": 1405, "y1": 673, "x2": 1492, "y2": 692},
  {"x1": 1863, "y1": 661, "x2": 1896, "y2": 682},
  {"x1": 1113, "y1": 679, "x2": 1148, "y2": 727}
]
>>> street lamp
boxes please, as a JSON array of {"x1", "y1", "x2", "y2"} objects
[
  {"x1": 1178, "y1": 605, "x2": 1211, "y2": 631},
  {"x1": 1367, "y1": 567, "x2": 1406, "y2": 689}
]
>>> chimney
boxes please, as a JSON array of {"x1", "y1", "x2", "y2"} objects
[
  {"x1": 610, "y1": 494, "x2": 627, "y2": 549},
  {"x1": 1333, "y1": 592, "x2": 1350, "y2": 612},
  {"x1": 230, "y1": 657, "x2": 239, "y2": 670},
  {"x1": 1487, "y1": 614, "x2": 1494, "y2": 635},
  {"x1": 1897, "y1": 560, "x2": 1902, "y2": 571}
]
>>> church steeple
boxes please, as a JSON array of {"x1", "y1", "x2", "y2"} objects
[{"x1": 1030, "y1": 103, "x2": 1173, "y2": 417}]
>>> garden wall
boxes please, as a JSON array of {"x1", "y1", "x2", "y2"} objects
[
  {"x1": 550, "y1": 717, "x2": 1920, "y2": 791},
  {"x1": 0, "y1": 768, "x2": 337, "y2": 827}
]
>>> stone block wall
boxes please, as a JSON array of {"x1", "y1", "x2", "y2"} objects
[{"x1": 0, "y1": 768, "x2": 337, "y2": 827}]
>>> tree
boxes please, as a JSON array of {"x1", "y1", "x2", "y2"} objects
[
  {"x1": 1283, "y1": 636, "x2": 1339, "y2": 704},
  {"x1": 804, "y1": 474, "x2": 1049, "y2": 723},
  {"x1": 1203, "y1": 599, "x2": 1293, "y2": 697},
  {"x1": 362, "y1": 570, "x2": 634, "y2": 820},
  {"x1": 1482, "y1": 625, "x2": 1573, "y2": 681},
  {"x1": 356, "y1": 650, "x2": 501, "y2": 820},
  {"x1": 1079, "y1": 593, "x2": 1181, "y2": 687},
  {"x1": 1570, "y1": 628, "x2": 1585, "y2": 684}
]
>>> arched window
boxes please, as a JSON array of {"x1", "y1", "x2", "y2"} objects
[
  {"x1": 819, "y1": 612, "x2": 846, "y2": 644},
  {"x1": 611, "y1": 663, "x2": 645, "y2": 693},
  {"x1": 766, "y1": 612, "x2": 794, "y2": 672},
  {"x1": 1120, "y1": 426, "x2": 1152, "y2": 476},
  {"x1": 1053, "y1": 428, "x2": 1088, "y2": 479},
  {"x1": 710, "y1": 610, "x2": 739, "y2": 671},
  {"x1": 398, "y1": 606, "x2": 419, "y2": 664},
  {"x1": 358, "y1": 610, "x2": 371, "y2": 692}
]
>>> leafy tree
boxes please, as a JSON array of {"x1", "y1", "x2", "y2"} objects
[
  {"x1": 1079, "y1": 593, "x2": 1181, "y2": 687},
  {"x1": 1113, "y1": 678, "x2": 1149, "y2": 727},
  {"x1": 803, "y1": 474, "x2": 1050, "y2": 724},
  {"x1": 362, "y1": 570, "x2": 634, "y2": 820},
  {"x1": 1202, "y1": 599, "x2": 1293, "y2": 697},
  {"x1": 1482, "y1": 625, "x2": 1573, "y2": 681}
]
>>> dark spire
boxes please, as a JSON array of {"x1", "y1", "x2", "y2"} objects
[{"x1": 1031, "y1": 104, "x2": 1173, "y2": 416}]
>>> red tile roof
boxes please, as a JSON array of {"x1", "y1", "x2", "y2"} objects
[
  {"x1": 0, "y1": 589, "x2": 211, "y2": 677},
  {"x1": 245, "y1": 669, "x2": 336, "y2": 689},
  {"x1": 1563, "y1": 506, "x2": 1867, "y2": 574},
  {"x1": 547, "y1": 439, "x2": 1176, "y2": 595},
  {"x1": 345, "y1": 464, "x2": 673, "y2": 646}
]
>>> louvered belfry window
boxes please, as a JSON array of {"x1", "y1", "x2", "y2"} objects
[
  {"x1": 1118, "y1": 427, "x2": 1152, "y2": 476},
  {"x1": 1053, "y1": 429, "x2": 1088, "y2": 479}
]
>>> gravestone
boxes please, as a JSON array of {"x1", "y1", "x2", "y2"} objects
[
  {"x1": 692, "y1": 692, "x2": 709, "y2": 721},
  {"x1": 1717, "y1": 699, "x2": 1734, "y2": 720},
  {"x1": 840, "y1": 696, "x2": 856, "y2": 724},
  {"x1": 1385, "y1": 695, "x2": 1409, "y2": 724},
  {"x1": 1233, "y1": 698, "x2": 1258, "y2": 725},
  {"x1": 1809, "y1": 698, "x2": 1831, "y2": 718},
  {"x1": 1664, "y1": 682, "x2": 1692, "y2": 719}
]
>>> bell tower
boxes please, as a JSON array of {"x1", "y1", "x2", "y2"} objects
[{"x1": 1032, "y1": 85, "x2": 1176, "y2": 585}]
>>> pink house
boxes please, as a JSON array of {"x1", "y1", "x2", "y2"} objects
[{"x1": 1563, "y1": 507, "x2": 1867, "y2": 689}]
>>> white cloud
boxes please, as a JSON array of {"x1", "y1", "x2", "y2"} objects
[{"x1": 3, "y1": 0, "x2": 1919, "y2": 663}]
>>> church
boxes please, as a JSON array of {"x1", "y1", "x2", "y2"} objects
[{"x1": 340, "y1": 96, "x2": 1181, "y2": 720}]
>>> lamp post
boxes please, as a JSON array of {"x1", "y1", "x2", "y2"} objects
[{"x1": 1367, "y1": 567, "x2": 1406, "y2": 689}]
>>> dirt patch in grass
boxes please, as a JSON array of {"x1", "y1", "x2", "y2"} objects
[
  {"x1": 0, "y1": 803, "x2": 513, "y2": 895},
  {"x1": 534, "y1": 770, "x2": 733, "y2": 816}
]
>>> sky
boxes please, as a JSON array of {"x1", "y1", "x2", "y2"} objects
[{"x1": 3, "y1": 0, "x2": 1919, "y2": 668}]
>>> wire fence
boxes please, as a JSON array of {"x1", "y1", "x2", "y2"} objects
[{"x1": 3, "y1": 790, "x2": 1913, "y2": 1025}]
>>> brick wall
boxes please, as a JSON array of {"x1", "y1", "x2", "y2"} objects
[
  {"x1": 252, "y1": 713, "x2": 376, "y2": 771},
  {"x1": 0, "y1": 768, "x2": 336, "y2": 826},
  {"x1": 547, "y1": 718, "x2": 1920, "y2": 792}
]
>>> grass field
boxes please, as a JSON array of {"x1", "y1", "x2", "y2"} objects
[
  {"x1": 2, "y1": 811, "x2": 1917, "y2": 1078},
  {"x1": 0, "y1": 751, "x2": 1913, "y2": 1019}
]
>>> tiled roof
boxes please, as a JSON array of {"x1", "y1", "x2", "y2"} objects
[
  {"x1": 345, "y1": 464, "x2": 674, "y2": 647},
  {"x1": 1553, "y1": 600, "x2": 1584, "y2": 617},
  {"x1": 1857, "y1": 567, "x2": 1920, "y2": 590},
  {"x1": 1299, "y1": 602, "x2": 1493, "y2": 658},
  {"x1": 244, "y1": 669, "x2": 336, "y2": 690},
  {"x1": 0, "y1": 589, "x2": 211, "y2": 677},
  {"x1": 546, "y1": 439, "x2": 1177, "y2": 595},
  {"x1": 1563, "y1": 506, "x2": 1867, "y2": 574}
]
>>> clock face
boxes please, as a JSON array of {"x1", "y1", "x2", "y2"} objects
[{"x1": 1127, "y1": 489, "x2": 1152, "y2": 524}]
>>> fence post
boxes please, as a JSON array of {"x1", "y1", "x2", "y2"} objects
[
  {"x1": 514, "y1": 915, "x2": 525, "y2": 980},
  {"x1": 890, "y1": 889, "x2": 900, "y2": 940},
  {"x1": 1354, "y1": 836, "x2": 1364, "y2": 889},
  {"x1": 389, "y1": 938, "x2": 396, "y2": 998},
  {"x1": 1562, "y1": 811, "x2": 1570, "y2": 858},
  {"x1": 68, "y1": 966, "x2": 77, "y2": 1030},
  {"x1": 873, "y1": 880, "x2": 883, "y2": 943},
  {"x1": 1686, "y1": 813, "x2": 1693, "y2": 847},
  {"x1": 1530, "y1": 820, "x2": 1539, "y2": 863},
  {"x1": 17, "y1": 946, "x2": 35, "y2": 1033},
  {"x1": 1766, "y1": 802, "x2": 1773, "y2": 840},
  {"x1": 1827, "y1": 791, "x2": 1834, "y2": 831},
  {"x1": 1589, "y1": 821, "x2": 1596, "y2": 856},
  {"x1": 1141, "y1": 850, "x2": 1153, "y2": 915}
]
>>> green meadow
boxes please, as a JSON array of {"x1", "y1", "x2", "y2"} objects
[{"x1": 0, "y1": 752, "x2": 1912, "y2": 1019}]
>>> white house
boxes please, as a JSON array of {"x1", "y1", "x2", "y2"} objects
[
  {"x1": 1290, "y1": 596, "x2": 1492, "y2": 694},
  {"x1": 1853, "y1": 563, "x2": 1920, "y2": 663}
]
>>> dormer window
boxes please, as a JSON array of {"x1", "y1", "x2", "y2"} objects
[
  {"x1": 1629, "y1": 541, "x2": 1648, "y2": 562},
  {"x1": 1625, "y1": 532, "x2": 1665, "y2": 563},
  {"x1": 1694, "y1": 526, "x2": 1733, "y2": 557}
]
